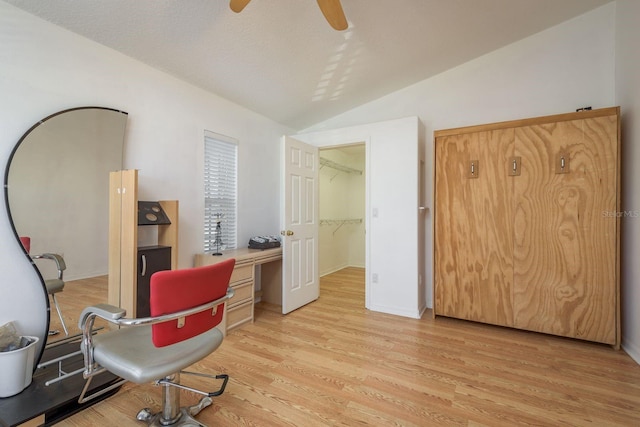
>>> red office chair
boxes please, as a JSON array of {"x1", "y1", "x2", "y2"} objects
[{"x1": 78, "y1": 258, "x2": 236, "y2": 426}]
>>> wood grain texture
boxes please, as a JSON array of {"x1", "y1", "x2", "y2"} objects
[
  {"x1": 433, "y1": 107, "x2": 620, "y2": 138},
  {"x1": 434, "y1": 108, "x2": 620, "y2": 346},
  {"x1": 107, "y1": 171, "x2": 122, "y2": 313},
  {"x1": 434, "y1": 129, "x2": 515, "y2": 326},
  {"x1": 56, "y1": 268, "x2": 640, "y2": 426},
  {"x1": 513, "y1": 115, "x2": 619, "y2": 344},
  {"x1": 107, "y1": 169, "x2": 138, "y2": 316}
]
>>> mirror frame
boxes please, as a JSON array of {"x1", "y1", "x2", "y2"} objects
[{"x1": 3, "y1": 106, "x2": 128, "y2": 367}]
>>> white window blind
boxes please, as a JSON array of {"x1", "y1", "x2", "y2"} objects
[{"x1": 204, "y1": 131, "x2": 238, "y2": 252}]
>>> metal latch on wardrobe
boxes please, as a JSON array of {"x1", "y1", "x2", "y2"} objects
[
  {"x1": 556, "y1": 152, "x2": 570, "y2": 174},
  {"x1": 508, "y1": 156, "x2": 521, "y2": 176},
  {"x1": 467, "y1": 160, "x2": 479, "y2": 179}
]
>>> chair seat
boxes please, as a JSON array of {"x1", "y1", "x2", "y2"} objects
[
  {"x1": 91, "y1": 325, "x2": 223, "y2": 384},
  {"x1": 45, "y1": 278, "x2": 64, "y2": 294}
]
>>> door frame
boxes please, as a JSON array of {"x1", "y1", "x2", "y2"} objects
[
  {"x1": 317, "y1": 140, "x2": 371, "y2": 309},
  {"x1": 292, "y1": 116, "x2": 425, "y2": 319}
]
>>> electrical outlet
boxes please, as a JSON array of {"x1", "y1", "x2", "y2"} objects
[{"x1": 372, "y1": 273, "x2": 378, "y2": 283}]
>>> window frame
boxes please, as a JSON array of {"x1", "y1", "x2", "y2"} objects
[{"x1": 204, "y1": 131, "x2": 238, "y2": 253}]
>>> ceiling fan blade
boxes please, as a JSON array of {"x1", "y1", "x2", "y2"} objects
[
  {"x1": 230, "y1": 0, "x2": 252, "y2": 13},
  {"x1": 317, "y1": 0, "x2": 348, "y2": 31}
]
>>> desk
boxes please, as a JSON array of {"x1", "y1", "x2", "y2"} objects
[{"x1": 194, "y1": 247, "x2": 282, "y2": 333}]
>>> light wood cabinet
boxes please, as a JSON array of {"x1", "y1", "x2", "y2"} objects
[
  {"x1": 434, "y1": 127, "x2": 515, "y2": 327},
  {"x1": 195, "y1": 247, "x2": 282, "y2": 334},
  {"x1": 224, "y1": 257, "x2": 255, "y2": 331},
  {"x1": 434, "y1": 107, "x2": 620, "y2": 347},
  {"x1": 108, "y1": 170, "x2": 178, "y2": 317}
]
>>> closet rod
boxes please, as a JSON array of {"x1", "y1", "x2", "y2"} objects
[
  {"x1": 320, "y1": 218, "x2": 363, "y2": 235},
  {"x1": 319, "y1": 157, "x2": 362, "y2": 175}
]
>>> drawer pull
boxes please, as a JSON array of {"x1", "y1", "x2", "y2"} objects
[{"x1": 141, "y1": 254, "x2": 147, "y2": 276}]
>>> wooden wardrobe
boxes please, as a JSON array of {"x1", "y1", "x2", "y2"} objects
[{"x1": 433, "y1": 107, "x2": 620, "y2": 347}]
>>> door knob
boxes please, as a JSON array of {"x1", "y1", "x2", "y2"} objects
[{"x1": 281, "y1": 230, "x2": 294, "y2": 236}]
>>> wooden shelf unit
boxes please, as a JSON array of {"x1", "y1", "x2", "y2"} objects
[{"x1": 108, "y1": 169, "x2": 178, "y2": 317}]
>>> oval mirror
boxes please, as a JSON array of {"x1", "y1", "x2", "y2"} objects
[{"x1": 4, "y1": 106, "x2": 127, "y2": 364}]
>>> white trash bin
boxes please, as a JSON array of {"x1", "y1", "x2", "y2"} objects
[{"x1": 0, "y1": 335, "x2": 39, "y2": 397}]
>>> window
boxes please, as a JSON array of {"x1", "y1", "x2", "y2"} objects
[{"x1": 204, "y1": 131, "x2": 238, "y2": 252}]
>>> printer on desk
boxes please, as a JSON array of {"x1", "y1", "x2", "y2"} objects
[{"x1": 248, "y1": 235, "x2": 281, "y2": 250}]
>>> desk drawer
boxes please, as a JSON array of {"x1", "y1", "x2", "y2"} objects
[
  {"x1": 229, "y1": 263, "x2": 253, "y2": 284},
  {"x1": 254, "y1": 254, "x2": 282, "y2": 265},
  {"x1": 226, "y1": 300, "x2": 253, "y2": 330},
  {"x1": 229, "y1": 281, "x2": 253, "y2": 307}
]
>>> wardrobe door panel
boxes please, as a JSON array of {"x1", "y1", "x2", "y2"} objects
[
  {"x1": 435, "y1": 129, "x2": 514, "y2": 326},
  {"x1": 513, "y1": 116, "x2": 618, "y2": 343}
]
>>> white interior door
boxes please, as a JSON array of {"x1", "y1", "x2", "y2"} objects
[{"x1": 281, "y1": 135, "x2": 319, "y2": 314}]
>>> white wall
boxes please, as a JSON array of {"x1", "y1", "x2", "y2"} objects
[
  {"x1": 305, "y1": 4, "x2": 615, "y2": 135},
  {"x1": 346, "y1": 152, "x2": 366, "y2": 268},
  {"x1": 615, "y1": 0, "x2": 640, "y2": 363},
  {"x1": 303, "y1": 4, "x2": 616, "y2": 318},
  {"x1": 296, "y1": 117, "x2": 424, "y2": 318},
  {"x1": 0, "y1": 2, "x2": 291, "y2": 357}
]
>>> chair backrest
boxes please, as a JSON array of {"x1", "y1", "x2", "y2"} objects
[
  {"x1": 149, "y1": 258, "x2": 236, "y2": 347},
  {"x1": 19, "y1": 236, "x2": 31, "y2": 254}
]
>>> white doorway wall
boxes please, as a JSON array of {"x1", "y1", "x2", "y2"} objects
[
  {"x1": 295, "y1": 116, "x2": 426, "y2": 319},
  {"x1": 319, "y1": 145, "x2": 366, "y2": 277}
]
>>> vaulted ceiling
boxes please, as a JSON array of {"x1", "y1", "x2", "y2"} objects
[{"x1": 5, "y1": 0, "x2": 612, "y2": 130}]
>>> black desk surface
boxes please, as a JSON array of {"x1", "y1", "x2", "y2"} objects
[{"x1": 0, "y1": 340, "x2": 121, "y2": 426}]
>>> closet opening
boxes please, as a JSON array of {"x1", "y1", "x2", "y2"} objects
[{"x1": 318, "y1": 144, "x2": 366, "y2": 305}]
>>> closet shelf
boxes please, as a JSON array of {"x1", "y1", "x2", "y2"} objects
[
  {"x1": 320, "y1": 157, "x2": 362, "y2": 180},
  {"x1": 320, "y1": 218, "x2": 363, "y2": 235}
]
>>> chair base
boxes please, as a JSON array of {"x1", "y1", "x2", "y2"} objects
[
  {"x1": 134, "y1": 372, "x2": 228, "y2": 426},
  {"x1": 51, "y1": 293, "x2": 69, "y2": 335},
  {"x1": 136, "y1": 396, "x2": 212, "y2": 426}
]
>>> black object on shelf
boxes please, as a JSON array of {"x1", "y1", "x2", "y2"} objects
[
  {"x1": 211, "y1": 215, "x2": 223, "y2": 256},
  {"x1": 248, "y1": 236, "x2": 281, "y2": 250},
  {"x1": 138, "y1": 201, "x2": 171, "y2": 225}
]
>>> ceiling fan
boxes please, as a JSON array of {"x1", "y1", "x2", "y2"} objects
[{"x1": 230, "y1": 0, "x2": 348, "y2": 31}]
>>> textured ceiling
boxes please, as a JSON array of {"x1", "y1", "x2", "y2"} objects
[{"x1": 5, "y1": 0, "x2": 612, "y2": 130}]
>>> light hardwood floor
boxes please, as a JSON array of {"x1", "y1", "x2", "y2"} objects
[
  {"x1": 47, "y1": 275, "x2": 109, "y2": 341},
  {"x1": 54, "y1": 268, "x2": 640, "y2": 426}
]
